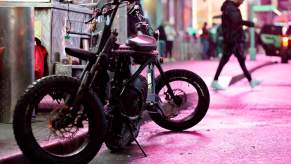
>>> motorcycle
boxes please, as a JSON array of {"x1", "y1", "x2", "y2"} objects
[{"x1": 13, "y1": 0, "x2": 210, "y2": 164}]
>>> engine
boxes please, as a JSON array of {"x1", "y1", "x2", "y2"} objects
[
  {"x1": 119, "y1": 75, "x2": 148, "y2": 117},
  {"x1": 105, "y1": 75, "x2": 147, "y2": 150}
]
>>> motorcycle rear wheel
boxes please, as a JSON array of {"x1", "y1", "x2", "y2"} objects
[
  {"x1": 149, "y1": 69, "x2": 210, "y2": 131},
  {"x1": 13, "y1": 76, "x2": 106, "y2": 164}
]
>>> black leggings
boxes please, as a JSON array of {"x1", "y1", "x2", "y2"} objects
[
  {"x1": 214, "y1": 43, "x2": 252, "y2": 82},
  {"x1": 166, "y1": 41, "x2": 173, "y2": 58}
]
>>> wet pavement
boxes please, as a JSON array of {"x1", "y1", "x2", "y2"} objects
[
  {"x1": 90, "y1": 57, "x2": 291, "y2": 164},
  {"x1": 2, "y1": 54, "x2": 291, "y2": 164}
]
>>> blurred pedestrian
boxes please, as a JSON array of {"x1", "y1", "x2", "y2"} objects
[
  {"x1": 200, "y1": 22, "x2": 210, "y2": 60},
  {"x1": 192, "y1": 32, "x2": 198, "y2": 43},
  {"x1": 208, "y1": 24, "x2": 218, "y2": 59},
  {"x1": 165, "y1": 22, "x2": 177, "y2": 61},
  {"x1": 157, "y1": 23, "x2": 167, "y2": 57},
  {"x1": 216, "y1": 25, "x2": 224, "y2": 58},
  {"x1": 180, "y1": 31, "x2": 192, "y2": 60},
  {"x1": 211, "y1": 0, "x2": 261, "y2": 90}
]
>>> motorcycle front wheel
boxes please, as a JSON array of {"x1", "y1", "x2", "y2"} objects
[
  {"x1": 13, "y1": 76, "x2": 106, "y2": 164},
  {"x1": 149, "y1": 69, "x2": 210, "y2": 131}
]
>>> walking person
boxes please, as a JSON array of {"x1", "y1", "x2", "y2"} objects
[
  {"x1": 200, "y1": 22, "x2": 210, "y2": 60},
  {"x1": 208, "y1": 24, "x2": 218, "y2": 59},
  {"x1": 165, "y1": 22, "x2": 177, "y2": 61},
  {"x1": 157, "y1": 23, "x2": 167, "y2": 57},
  {"x1": 211, "y1": 0, "x2": 261, "y2": 90}
]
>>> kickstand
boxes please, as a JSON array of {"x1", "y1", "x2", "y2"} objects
[{"x1": 127, "y1": 122, "x2": 147, "y2": 157}]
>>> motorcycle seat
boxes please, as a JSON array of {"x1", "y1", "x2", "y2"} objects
[
  {"x1": 65, "y1": 48, "x2": 96, "y2": 61},
  {"x1": 127, "y1": 35, "x2": 157, "y2": 51}
]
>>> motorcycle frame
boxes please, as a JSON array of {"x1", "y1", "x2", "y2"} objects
[{"x1": 73, "y1": 0, "x2": 178, "y2": 109}]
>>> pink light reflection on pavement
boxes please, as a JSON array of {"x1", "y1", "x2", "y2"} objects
[{"x1": 120, "y1": 60, "x2": 291, "y2": 164}]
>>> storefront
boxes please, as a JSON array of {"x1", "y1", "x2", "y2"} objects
[
  {"x1": 195, "y1": 0, "x2": 248, "y2": 29},
  {"x1": 142, "y1": 0, "x2": 193, "y2": 32}
]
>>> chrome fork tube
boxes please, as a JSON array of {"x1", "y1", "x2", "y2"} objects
[{"x1": 146, "y1": 63, "x2": 156, "y2": 103}]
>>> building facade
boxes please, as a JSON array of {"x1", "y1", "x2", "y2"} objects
[{"x1": 141, "y1": 0, "x2": 246, "y2": 33}]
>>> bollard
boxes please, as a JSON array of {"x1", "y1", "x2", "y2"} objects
[{"x1": 0, "y1": 7, "x2": 34, "y2": 123}]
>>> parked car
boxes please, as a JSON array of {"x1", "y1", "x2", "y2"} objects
[{"x1": 260, "y1": 24, "x2": 291, "y2": 63}]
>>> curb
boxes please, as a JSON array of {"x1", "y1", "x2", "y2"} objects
[
  {"x1": 229, "y1": 61, "x2": 277, "y2": 86},
  {"x1": 0, "y1": 154, "x2": 30, "y2": 164},
  {"x1": 0, "y1": 129, "x2": 89, "y2": 164}
]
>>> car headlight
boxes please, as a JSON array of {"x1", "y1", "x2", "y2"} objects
[{"x1": 282, "y1": 36, "x2": 289, "y2": 47}]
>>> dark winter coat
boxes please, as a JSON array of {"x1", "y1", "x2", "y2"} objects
[
  {"x1": 157, "y1": 25, "x2": 167, "y2": 41},
  {"x1": 221, "y1": 0, "x2": 254, "y2": 44}
]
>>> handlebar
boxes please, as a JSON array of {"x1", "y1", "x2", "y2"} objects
[
  {"x1": 85, "y1": 6, "x2": 112, "y2": 24},
  {"x1": 84, "y1": 0, "x2": 153, "y2": 36},
  {"x1": 85, "y1": 0, "x2": 124, "y2": 24}
]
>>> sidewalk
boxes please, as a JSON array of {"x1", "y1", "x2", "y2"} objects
[
  {"x1": 0, "y1": 123, "x2": 27, "y2": 164},
  {"x1": 0, "y1": 54, "x2": 277, "y2": 164}
]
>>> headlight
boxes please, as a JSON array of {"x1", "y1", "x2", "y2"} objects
[{"x1": 282, "y1": 36, "x2": 289, "y2": 47}]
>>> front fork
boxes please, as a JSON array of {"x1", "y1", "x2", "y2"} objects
[
  {"x1": 146, "y1": 63, "x2": 156, "y2": 103},
  {"x1": 68, "y1": 32, "x2": 117, "y2": 115},
  {"x1": 146, "y1": 60, "x2": 180, "y2": 106}
]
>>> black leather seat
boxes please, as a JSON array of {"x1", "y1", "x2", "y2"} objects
[
  {"x1": 127, "y1": 35, "x2": 157, "y2": 51},
  {"x1": 65, "y1": 48, "x2": 96, "y2": 61}
]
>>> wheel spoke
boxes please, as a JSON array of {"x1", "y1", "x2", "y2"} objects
[
  {"x1": 29, "y1": 91, "x2": 90, "y2": 157},
  {"x1": 159, "y1": 80, "x2": 199, "y2": 122}
]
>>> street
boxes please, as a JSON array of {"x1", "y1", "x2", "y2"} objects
[
  {"x1": 0, "y1": 0, "x2": 289, "y2": 163},
  {"x1": 91, "y1": 59, "x2": 291, "y2": 164}
]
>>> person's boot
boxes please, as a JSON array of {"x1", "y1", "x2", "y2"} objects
[
  {"x1": 250, "y1": 79, "x2": 262, "y2": 88},
  {"x1": 211, "y1": 80, "x2": 224, "y2": 90}
]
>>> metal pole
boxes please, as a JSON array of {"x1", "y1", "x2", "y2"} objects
[
  {"x1": 0, "y1": 7, "x2": 34, "y2": 123},
  {"x1": 156, "y1": 0, "x2": 163, "y2": 26},
  {"x1": 140, "y1": 0, "x2": 144, "y2": 8},
  {"x1": 289, "y1": 0, "x2": 291, "y2": 26},
  {"x1": 207, "y1": 0, "x2": 213, "y2": 26},
  {"x1": 249, "y1": 4, "x2": 256, "y2": 61},
  {"x1": 192, "y1": 0, "x2": 198, "y2": 29},
  {"x1": 271, "y1": 0, "x2": 278, "y2": 8}
]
